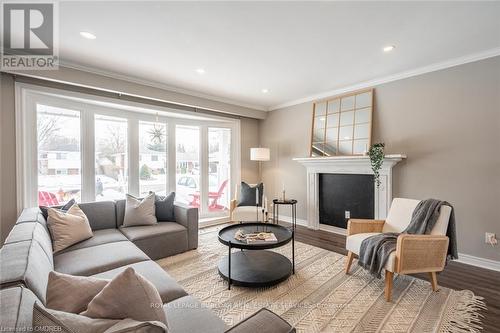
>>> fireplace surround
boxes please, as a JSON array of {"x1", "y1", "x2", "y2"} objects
[{"x1": 294, "y1": 154, "x2": 405, "y2": 234}]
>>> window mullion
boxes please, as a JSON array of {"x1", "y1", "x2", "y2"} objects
[
  {"x1": 200, "y1": 126, "x2": 209, "y2": 216},
  {"x1": 167, "y1": 122, "x2": 176, "y2": 194},
  {"x1": 81, "y1": 109, "x2": 95, "y2": 202},
  {"x1": 129, "y1": 119, "x2": 139, "y2": 197}
]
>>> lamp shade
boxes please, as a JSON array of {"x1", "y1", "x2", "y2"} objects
[{"x1": 250, "y1": 147, "x2": 270, "y2": 161}]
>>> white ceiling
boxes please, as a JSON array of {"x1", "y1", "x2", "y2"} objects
[{"x1": 56, "y1": 1, "x2": 500, "y2": 111}]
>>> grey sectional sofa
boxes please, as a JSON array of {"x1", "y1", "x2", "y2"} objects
[{"x1": 0, "y1": 200, "x2": 295, "y2": 333}]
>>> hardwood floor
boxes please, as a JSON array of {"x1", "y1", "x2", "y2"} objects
[{"x1": 288, "y1": 223, "x2": 500, "y2": 332}]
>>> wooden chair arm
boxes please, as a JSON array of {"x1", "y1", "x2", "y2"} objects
[
  {"x1": 396, "y1": 235, "x2": 449, "y2": 274},
  {"x1": 230, "y1": 199, "x2": 237, "y2": 211},
  {"x1": 347, "y1": 219, "x2": 385, "y2": 236}
]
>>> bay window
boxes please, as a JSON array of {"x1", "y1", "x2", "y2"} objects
[
  {"x1": 37, "y1": 105, "x2": 81, "y2": 206},
  {"x1": 175, "y1": 125, "x2": 200, "y2": 206},
  {"x1": 95, "y1": 115, "x2": 128, "y2": 201},
  {"x1": 18, "y1": 84, "x2": 240, "y2": 223},
  {"x1": 139, "y1": 121, "x2": 167, "y2": 197}
]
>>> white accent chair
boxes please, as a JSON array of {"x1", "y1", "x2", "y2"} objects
[
  {"x1": 230, "y1": 184, "x2": 268, "y2": 223},
  {"x1": 345, "y1": 198, "x2": 452, "y2": 301}
]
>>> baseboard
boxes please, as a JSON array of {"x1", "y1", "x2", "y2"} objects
[
  {"x1": 275, "y1": 215, "x2": 500, "y2": 272},
  {"x1": 457, "y1": 253, "x2": 500, "y2": 272},
  {"x1": 274, "y1": 215, "x2": 308, "y2": 228}
]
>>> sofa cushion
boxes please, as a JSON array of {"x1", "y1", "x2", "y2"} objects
[
  {"x1": 225, "y1": 308, "x2": 295, "y2": 333},
  {"x1": 16, "y1": 207, "x2": 47, "y2": 227},
  {"x1": 78, "y1": 201, "x2": 118, "y2": 230},
  {"x1": 54, "y1": 241, "x2": 149, "y2": 276},
  {"x1": 346, "y1": 232, "x2": 396, "y2": 272},
  {"x1": 122, "y1": 193, "x2": 158, "y2": 227},
  {"x1": 231, "y1": 206, "x2": 265, "y2": 222},
  {"x1": 120, "y1": 222, "x2": 186, "y2": 241},
  {"x1": 4, "y1": 221, "x2": 53, "y2": 263},
  {"x1": 164, "y1": 295, "x2": 227, "y2": 333},
  {"x1": 0, "y1": 240, "x2": 53, "y2": 304},
  {"x1": 57, "y1": 228, "x2": 128, "y2": 254},
  {"x1": 47, "y1": 204, "x2": 94, "y2": 253},
  {"x1": 82, "y1": 267, "x2": 167, "y2": 326},
  {"x1": 46, "y1": 271, "x2": 109, "y2": 314},
  {"x1": 92, "y1": 260, "x2": 188, "y2": 303},
  {"x1": 120, "y1": 222, "x2": 188, "y2": 260},
  {"x1": 0, "y1": 287, "x2": 40, "y2": 331}
]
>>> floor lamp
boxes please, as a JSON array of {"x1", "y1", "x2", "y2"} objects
[
  {"x1": 250, "y1": 147, "x2": 270, "y2": 223},
  {"x1": 250, "y1": 147, "x2": 270, "y2": 181}
]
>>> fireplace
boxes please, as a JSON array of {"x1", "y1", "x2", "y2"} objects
[
  {"x1": 294, "y1": 154, "x2": 405, "y2": 233},
  {"x1": 319, "y1": 174, "x2": 374, "y2": 229}
]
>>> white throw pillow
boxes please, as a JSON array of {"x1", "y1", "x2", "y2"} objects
[
  {"x1": 122, "y1": 193, "x2": 157, "y2": 227},
  {"x1": 47, "y1": 204, "x2": 93, "y2": 253}
]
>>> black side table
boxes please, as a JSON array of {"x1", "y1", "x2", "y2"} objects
[{"x1": 272, "y1": 199, "x2": 298, "y2": 231}]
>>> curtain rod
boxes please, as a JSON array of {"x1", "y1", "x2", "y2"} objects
[{"x1": 9, "y1": 73, "x2": 244, "y2": 120}]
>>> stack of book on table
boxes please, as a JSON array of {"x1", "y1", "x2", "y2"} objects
[{"x1": 234, "y1": 229, "x2": 278, "y2": 244}]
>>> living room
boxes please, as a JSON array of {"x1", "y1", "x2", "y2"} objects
[{"x1": 1, "y1": 1, "x2": 499, "y2": 332}]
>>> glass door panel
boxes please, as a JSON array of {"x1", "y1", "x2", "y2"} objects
[
  {"x1": 95, "y1": 115, "x2": 128, "y2": 201},
  {"x1": 37, "y1": 104, "x2": 81, "y2": 205},
  {"x1": 139, "y1": 121, "x2": 167, "y2": 196},
  {"x1": 208, "y1": 128, "x2": 231, "y2": 215},
  {"x1": 175, "y1": 125, "x2": 200, "y2": 206}
]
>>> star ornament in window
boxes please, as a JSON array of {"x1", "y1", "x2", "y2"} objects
[{"x1": 148, "y1": 125, "x2": 165, "y2": 144}]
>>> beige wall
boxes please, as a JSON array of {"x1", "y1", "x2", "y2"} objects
[
  {"x1": 260, "y1": 56, "x2": 500, "y2": 261},
  {"x1": 240, "y1": 117, "x2": 261, "y2": 185},
  {"x1": 0, "y1": 72, "x2": 259, "y2": 245}
]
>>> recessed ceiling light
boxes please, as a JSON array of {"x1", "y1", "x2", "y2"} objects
[
  {"x1": 80, "y1": 31, "x2": 96, "y2": 40},
  {"x1": 261, "y1": 88, "x2": 269, "y2": 94},
  {"x1": 195, "y1": 68, "x2": 206, "y2": 75},
  {"x1": 383, "y1": 45, "x2": 395, "y2": 52}
]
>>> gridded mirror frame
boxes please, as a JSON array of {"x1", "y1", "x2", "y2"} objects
[{"x1": 310, "y1": 88, "x2": 373, "y2": 157}]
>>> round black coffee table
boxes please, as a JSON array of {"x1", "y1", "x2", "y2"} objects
[{"x1": 217, "y1": 223, "x2": 294, "y2": 289}]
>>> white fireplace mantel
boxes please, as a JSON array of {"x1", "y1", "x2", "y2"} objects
[{"x1": 293, "y1": 154, "x2": 406, "y2": 233}]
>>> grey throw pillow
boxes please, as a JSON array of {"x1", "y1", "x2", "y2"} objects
[
  {"x1": 122, "y1": 193, "x2": 157, "y2": 227},
  {"x1": 150, "y1": 192, "x2": 175, "y2": 221},
  {"x1": 40, "y1": 198, "x2": 75, "y2": 220},
  {"x1": 238, "y1": 182, "x2": 263, "y2": 207}
]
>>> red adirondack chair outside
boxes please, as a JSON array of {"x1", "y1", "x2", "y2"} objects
[
  {"x1": 189, "y1": 179, "x2": 229, "y2": 211},
  {"x1": 38, "y1": 191, "x2": 59, "y2": 206}
]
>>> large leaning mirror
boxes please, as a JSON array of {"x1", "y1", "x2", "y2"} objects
[{"x1": 310, "y1": 89, "x2": 373, "y2": 157}]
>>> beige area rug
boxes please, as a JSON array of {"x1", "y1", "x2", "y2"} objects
[{"x1": 157, "y1": 226, "x2": 485, "y2": 333}]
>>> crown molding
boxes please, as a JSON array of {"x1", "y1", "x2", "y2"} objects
[
  {"x1": 269, "y1": 47, "x2": 500, "y2": 111},
  {"x1": 58, "y1": 60, "x2": 268, "y2": 111}
]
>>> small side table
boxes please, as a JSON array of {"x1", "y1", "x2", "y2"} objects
[{"x1": 272, "y1": 199, "x2": 298, "y2": 231}]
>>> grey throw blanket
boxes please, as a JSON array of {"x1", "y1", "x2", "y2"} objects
[{"x1": 358, "y1": 199, "x2": 458, "y2": 278}]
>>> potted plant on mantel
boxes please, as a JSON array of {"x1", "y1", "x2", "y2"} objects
[{"x1": 368, "y1": 143, "x2": 385, "y2": 187}]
